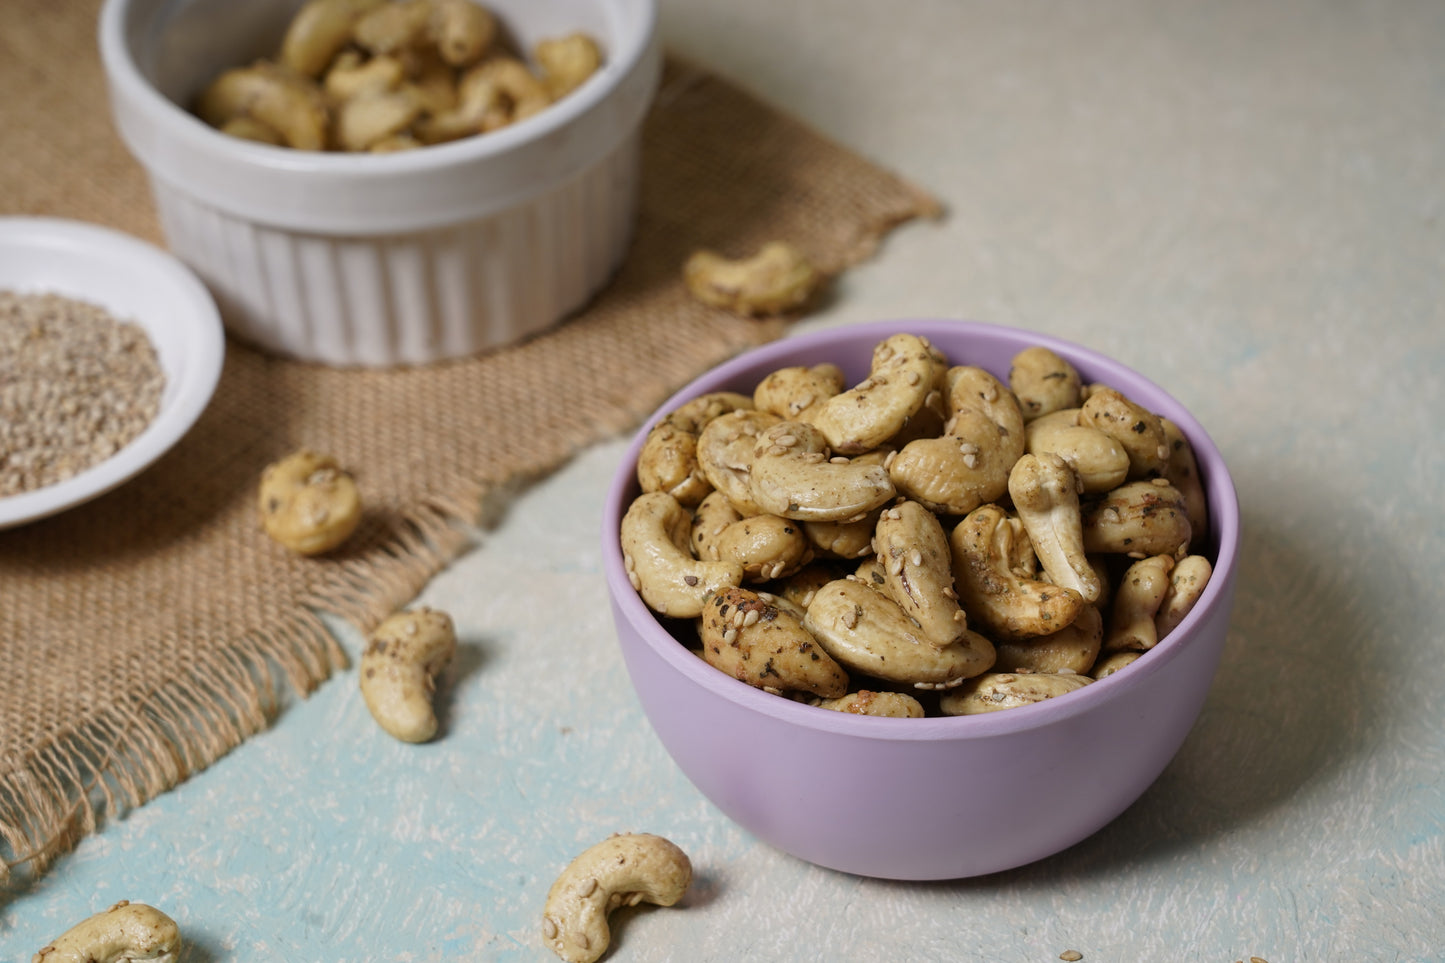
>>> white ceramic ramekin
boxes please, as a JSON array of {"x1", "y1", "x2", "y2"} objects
[{"x1": 99, "y1": 0, "x2": 660, "y2": 367}]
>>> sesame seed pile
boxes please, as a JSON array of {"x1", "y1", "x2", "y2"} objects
[{"x1": 0, "y1": 290, "x2": 165, "y2": 496}]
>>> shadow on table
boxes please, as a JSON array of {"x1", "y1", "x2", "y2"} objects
[{"x1": 890, "y1": 498, "x2": 1405, "y2": 894}]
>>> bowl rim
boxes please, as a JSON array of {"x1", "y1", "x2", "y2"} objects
[
  {"x1": 97, "y1": 0, "x2": 662, "y2": 233},
  {"x1": 0, "y1": 216, "x2": 226, "y2": 529},
  {"x1": 603, "y1": 318, "x2": 1240, "y2": 742}
]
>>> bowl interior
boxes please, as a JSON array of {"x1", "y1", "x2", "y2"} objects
[
  {"x1": 604, "y1": 318, "x2": 1240, "y2": 740},
  {"x1": 0, "y1": 218, "x2": 225, "y2": 529}
]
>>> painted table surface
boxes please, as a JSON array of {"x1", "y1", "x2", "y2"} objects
[{"x1": 6, "y1": 0, "x2": 1445, "y2": 960}]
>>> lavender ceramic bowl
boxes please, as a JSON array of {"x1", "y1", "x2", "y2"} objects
[{"x1": 602, "y1": 319, "x2": 1240, "y2": 880}]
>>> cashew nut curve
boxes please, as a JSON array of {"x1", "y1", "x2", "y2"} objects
[
  {"x1": 808, "y1": 333, "x2": 944, "y2": 454},
  {"x1": 1008, "y1": 345, "x2": 1082, "y2": 421},
  {"x1": 280, "y1": 0, "x2": 384, "y2": 77},
  {"x1": 259, "y1": 449, "x2": 363, "y2": 555},
  {"x1": 699, "y1": 586, "x2": 848, "y2": 697},
  {"x1": 1081, "y1": 479, "x2": 1193, "y2": 558},
  {"x1": 695, "y1": 409, "x2": 782, "y2": 517},
  {"x1": 32, "y1": 900, "x2": 180, "y2": 963},
  {"x1": 1161, "y1": 417, "x2": 1210, "y2": 547},
  {"x1": 1024, "y1": 408, "x2": 1130, "y2": 493},
  {"x1": 683, "y1": 241, "x2": 822, "y2": 317},
  {"x1": 993, "y1": 603, "x2": 1103, "y2": 675},
  {"x1": 621, "y1": 492, "x2": 743, "y2": 618},
  {"x1": 637, "y1": 392, "x2": 753, "y2": 508},
  {"x1": 939, "y1": 671, "x2": 1092, "y2": 715},
  {"x1": 1154, "y1": 554, "x2": 1213, "y2": 637},
  {"x1": 690, "y1": 492, "x2": 811, "y2": 582},
  {"x1": 195, "y1": 61, "x2": 330, "y2": 150},
  {"x1": 1103, "y1": 555, "x2": 1174, "y2": 652},
  {"x1": 873, "y1": 499, "x2": 969, "y2": 642},
  {"x1": 748, "y1": 421, "x2": 895, "y2": 522},
  {"x1": 1008, "y1": 452, "x2": 1101, "y2": 603},
  {"x1": 360, "y1": 607, "x2": 456, "y2": 742},
  {"x1": 814, "y1": 689, "x2": 925, "y2": 718},
  {"x1": 1079, "y1": 386, "x2": 1169, "y2": 479},
  {"x1": 542, "y1": 833, "x2": 692, "y2": 963},
  {"x1": 949, "y1": 504, "x2": 1086, "y2": 642},
  {"x1": 753, "y1": 363, "x2": 844, "y2": 422},
  {"x1": 535, "y1": 32, "x2": 602, "y2": 99}
]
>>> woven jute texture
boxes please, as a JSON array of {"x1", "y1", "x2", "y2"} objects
[{"x1": 0, "y1": 0, "x2": 938, "y2": 884}]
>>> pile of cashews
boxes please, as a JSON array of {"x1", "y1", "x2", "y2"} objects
[
  {"x1": 193, "y1": 0, "x2": 601, "y2": 152},
  {"x1": 622, "y1": 332, "x2": 1215, "y2": 717}
]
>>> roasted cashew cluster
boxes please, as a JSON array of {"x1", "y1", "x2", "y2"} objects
[
  {"x1": 194, "y1": 0, "x2": 601, "y2": 152},
  {"x1": 622, "y1": 334, "x2": 1216, "y2": 717}
]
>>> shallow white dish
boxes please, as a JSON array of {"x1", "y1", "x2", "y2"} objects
[{"x1": 0, "y1": 217, "x2": 225, "y2": 529}]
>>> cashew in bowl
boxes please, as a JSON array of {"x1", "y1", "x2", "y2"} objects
[
  {"x1": 32, "y1": 900, "x2": 180, "y2": 963},
  {"x1": 938, "y1": 671, "x2": 1092, "y2": 715},
  {"x1": 808, "y1": 333, "x2": 945, "y2": 455},
  {"x1": 683, "y1": 241, "x2": 822, "y2": 317},
  {"x1": 949, "y1": 504, "x2": 1086, "y2": 642},
  {"x1": 690, "y1": 492, "x2": 812, "y2": 582},
  {"x1": 621, "y1": 493, "x2": 743, "y2": 618},
  {"x1": 753, "y1": 363, "x2": 844, "y2": 422},
  {"x1": 1008, "y1": 452, "x2": 1101, "y2": 604},
  {"x1": 259, "y1": 449, "x2": 363, "y2": 555},
  {"x1": 695, "y1": 409, "x2": 782, "y2": 517},
  {"x1": 1080, "y1": 386, "x2": 1170, "y2": 480},
  {"x1": 637, "y1": 392, "x2": 754, "y2": 509},
  {"x1": 360, "y1": 607, "x2": 457, "y2": 742},
  {"x1": 873, "y1": 499, "x2": 969, "y2": 642},
  {"x1": 1080, "y1": 479, "x2": 1193, "y2": 558},
  {"x1": 542, "y1": 833, "x2": 692, "y2": 963},
  {"x1": 748, "y1": 421, "x2": 895, "y2": 522},
  {"x1": 814, "y1": 689, "x2": 925, "y2": 717},
  {"x1": 698, "y1": 586, "x2": 848, "y2": 697},
  {"x1": 1024, "y1": 408, "x2": 1130, "y2": 493},
  {"x1": 1008, "y1": 345, "x2": 1082, "y2": 421},
  {"x1": 1154, "y1": 554, "x2": 1213, "y2": 637}
]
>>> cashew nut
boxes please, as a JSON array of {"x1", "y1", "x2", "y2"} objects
[
  {"x1": 1161, "y1": 417, "x2": 1210, "y2": 547},
  {"x1": 772, "y1": 561, "x2": 843, "y2": 611},
  {"x1": 542, "y1": 833, "x2": 692, "y2": 963},
  {"x1": 1081, "y1": 479, "x2": 1193, "y2": 558},
  {"x1": 873, "y1": 499, "x2": 969, "y2": 642},
  {"x1": 1008, "y1": 452, "x2": 1101, "y2": 603},
  {"x1": 1103, "y1": 555, "x2": 1174, "y2": 652},
  {"x1": 803, "y1": 577, "x2": 994, "y2": 688},
  {"x1": 1079, "y1": 386, "x2": 1170, "y2": 480},
  {"x1": 948, "y1": 504, "x2": 1086, "y2": 642},
  {"x1": 1008, "y1": 345, "x2": 1081, "y2": 421},
  {"x1": 993, "y1": 603, "x2": 1102, "y2": 675},
  {"x1": 1091, "y1": 649, "x2": 1142, "y2": 679},
  {"x1": 429, "y1": 0, "x2": 496, "y2": 67},
  {"x1": 888, "y1": 366, "x2": 1025, "y2": 515},
  {"x1": 695, "y1": 409, "x2": 782, "y2": 517},
  {"x1": 334, "y1": 86, "x2": 425, "y2": 150},
  {"x1": 280, "y1": 0, "x2": 384, "y2": 77},
  {"x1": 219, "y1": 115, "x2": 285, "y2": 145},
  {"x1": 471, "y1": 54, "x2": 552, "y2": 123},
  {"x1": 808, "y1": 333, "x2": 944, "y2": 454},
  {"x1": 195, "y1": 61, "x2": 330, "y2": 150},
  {"x1": 620, "y1": 493, "x2": 743, "y2": 619},
  {"x1": 698, "y1": 586, "x2": 848, "y2": 697},
  {"x1": 690, "y1": 491, "x2": 811, "y2": 582},
  {"x1": 322, "y1": 51, "x2": 406, "y2": 103},
  {"x1": 1154, "y1": 554, "x2": 1213, "y2": 637},
  {"x1": 412, "y1": 60, "x2": 504, "y2": 143},
  {"x1": 535, "y1": 32, "x2": 602, "y2": 99},
  {"x1": 813, "y1": 689, "x2": 925, "y2": 718},
  {"x1": 683, "y1": 241, "x2": 822, "y2": 317},
  {"x1": 939, "y1": 671, "x2": 1092, "y2": 715},
  {"x1": 353, "y1": 0, "x2": 431, "y2": 55},
  {"x1": 637, "y1": 392, "x2": 753, "y2": 509},
  {"x1": 1024, "y1": 408, "x2": 1130, "y2": 493},
  {"x1": 32, "y1": 900, "x2": 180, "y2": 963},
  {"x1": 259, "y1": 449, "x2": 363, "y2": 555},
  {"x1": 753, "y1": 363, "x2": 844, "y2": 422},
  {"x1": 748, "y1": 421, "x2": 895, "y2": 522},
  {"x1": 802, "y1": 506, "x2": 883, "y2": 560},
  {"x1": 360, "y1": 607, "x2": 456, "y2": 742}
]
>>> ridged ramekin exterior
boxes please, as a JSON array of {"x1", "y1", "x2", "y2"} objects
[{"x1": 148, "y1": 134, "x2": 640, "y2": 367}]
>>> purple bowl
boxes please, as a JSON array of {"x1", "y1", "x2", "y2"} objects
[{"x1": 602, "y1": 319, "x2": 1240, "y2": 880}]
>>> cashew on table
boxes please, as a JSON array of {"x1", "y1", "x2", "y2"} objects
[
  {"x1": 32, "y1": 900, "x2": 180, "y2": 963},
  {"x1": 619, "y1": 333, "x2": 1217, "y2": 717}
]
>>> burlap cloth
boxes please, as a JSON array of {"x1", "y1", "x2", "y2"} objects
[{"x1": 0, "y1": 0, "x2": 939, "y2": 884}]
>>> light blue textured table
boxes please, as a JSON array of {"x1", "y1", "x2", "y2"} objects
[{"x1": 6, "y1": 0, "x2": 1444, "y2": 959}]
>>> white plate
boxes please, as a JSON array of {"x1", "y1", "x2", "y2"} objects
[{"x1": 0, "y1": 217, "x2": 225, "y2": 529}]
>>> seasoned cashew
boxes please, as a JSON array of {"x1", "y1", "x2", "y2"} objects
[
  {"x1": 803, "y1": 578, "x2": 994, "y2": 688},
  {"x1": 1154, "y1": 554, "x2": 1213, "y2": 637},
  {"x1": 1024, "y1": 408, "x2": 1130, "y2": 493},
  {"x1": 683, "y1": 241, "x2": 822, "y2": 317},
  {"x1": 1008, "y1": 452, "x2": 1101, "y2": 603},
  {"x1": 334, "y1": 86, "x2": 424, "y2": 151},
  {"x1": 993, "y1": 603, "x2": 1102, "y2": 675},
  {"x1": 695, "y1": 409, "x2": 781, "y2": 516},
  {"x1": 773, "y1": 561, "x2": 843, "y2": 611},
  {"x1": 748, "y1": 421, "x2": 895, "y2": 522},
  {"x1": 359, "y1": 607, "x2": 456, "y2": 742},
  {"x1": 690, "y1": 492, "x2": 811, "y2": 582},
  {"x1": 1091, "y1": 649, "x2": 1142, "y2": 679},
  {"x1": 280, "y1": 0, "x2": 384, "y2": 77},
  {"x1": 196, "y1": 61, "x2": 330, "y2": 150},
  {"x1": 542, "y1": 833, "x2": 692, "y2": 963},
  {"x1": 889, "y1": 366, "x2": 1025, "y2": 515},
  {"x1": 802, "y1": 506, "x2": 882, "y2": 560},
  {"x1": 753, "y1": 363, "x2": 844, "y2": 422},
  {"x1": 637, "y1": 392, "x2": 753, "y2": 509},
  {"x1": 873, "y1": 499, "x2": 969, "y2": 642},
  {"x1": 1079, "y1": 387, "x2": 1169, "y2": 479},
  {"x1": 949, "y1": 504, "x2": 1086, "y2": 642},
  {"x1": 698, "y1": 586, "x2": 848, "y2": 697},
  {"x1": 1103, "y1": 555, "x2": 1174, "y2": 652},
  {"x1": 808, "y1": 333, "x2": 944, "y2": 454},
  {"x1": 32, "y1": 900, "x2": 180, "y2": 963},
  {"x1": 813, "y1": 689, "x2": 925, "y2": 718},
  {"x1": 1081, "y1": 479, "x2": 1193, "y2": 558},
  {"x1": 620, "y1": 493, "x2": 743, "y2": 618},
  {"x1": 1008, "y1": 345, "x2": 1082, "y2": 421},
  {"x1": 939, "y1": 671, "x2": 1092, "y2": 715},
  {"x1": 259, "y1": 449, "x2": 363, "y2": 555},
  {"x1": 428, "y1": 0, "x2": 496, "y2": 67},
  {"x1": 1160, "y1": 417, "x2": 1210, "y2": 547},
  {"x1": 535, "y1": 32, "x2": 602, "y2": 99},
  {"x1": 323, "y1": 51, "x2": 406, "y2": 103}
]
